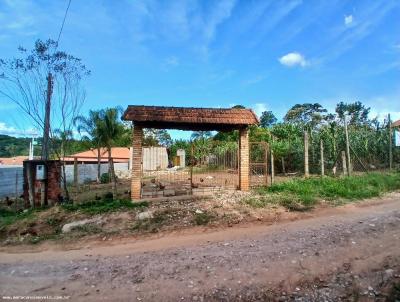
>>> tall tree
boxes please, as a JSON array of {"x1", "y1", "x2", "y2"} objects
[
  {"x1": 74, "y1": 110, "x2": 103, "y2": 183},
  {"x1": 97, "y1": 107, "x2": 124, "y2": 196},
  {"x1": 0, "y1": 39, "x2": 89, "y2": 158},
  {"x1": 260, "y1": 111, "x2": 277, "y2": 128},
  {"x1": 335, "y1": 101, "x2": 371, "y2": 125},
  {"x1": 143, "y1": 129, "x2": 172, "y2": 147},
  {"x1": 284, "y1": 103, "x2": 327, "y2": 130}
]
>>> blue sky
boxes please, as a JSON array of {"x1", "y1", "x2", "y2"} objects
[{"x1": 0, "y1": 0, "x2": 399, "y2": 139}]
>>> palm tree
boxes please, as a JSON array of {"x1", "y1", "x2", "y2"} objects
[
  {"x1": 97, "y1": 107, "x2": 124, "y2": 196},
  {"x1": 74, "y1": 110, "x2": 103, "y2": 183}
]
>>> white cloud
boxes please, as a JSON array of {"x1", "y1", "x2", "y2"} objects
[
  {"x1": 252, "y1": 103, "x2": 268, "y2": 117},
  {"x1": 279, "y1": 52, "x2": 307, "y2": 67},
  {"x1": 344, "y1": 14, "x2": 353, "y2": 27},
  {"x1": 0, "y1": 122, "x2": 38, "y2": 137}
]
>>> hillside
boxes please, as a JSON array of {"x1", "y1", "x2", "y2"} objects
[{"x1": 0, "y1": 135, "x2": 33, "y2": 157}]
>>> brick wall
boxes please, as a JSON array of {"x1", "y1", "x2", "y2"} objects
[
  {"x1": 239, "y1": 128, "x2": 249, "y2": 191},
  {"x1": 23, "y1": 160, "x2": 61, "y2": 207},
  {"x1": 131, "y1": 125, "x2": 143, "y2": 200}
]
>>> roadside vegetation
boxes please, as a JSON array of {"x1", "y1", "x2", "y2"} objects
[
  {"x1": 1, "y1": 172, "x2": 399, "y2": 246},
  {"x1": 245, "y1": 172, "x2": 400, "y2": 210}
]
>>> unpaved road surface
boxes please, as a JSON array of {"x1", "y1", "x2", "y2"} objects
[{"x1": 1, "y1": 195, "x2": 400, "y2": 301}]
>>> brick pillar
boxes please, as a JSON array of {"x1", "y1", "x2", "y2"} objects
[
  {"x1": 131, "y1": 125, "x2": 143, "y2": 200},
  {"x1": 239, "y1": 128, "x2": 249, "y2": 191}
]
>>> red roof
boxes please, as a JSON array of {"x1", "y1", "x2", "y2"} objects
[
  {"x1": 0, "y1": 156, "x2": 29, "y2": 166},
  {"x1": 392, "y1": 120, "x2": 400, "y2": 128}
]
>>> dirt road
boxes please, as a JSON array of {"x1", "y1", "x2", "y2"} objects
[{"x1": 1, "y1": 195, "x2": 400, "y2": 301}]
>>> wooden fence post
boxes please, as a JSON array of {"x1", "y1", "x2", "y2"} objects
[
  {"x1": 344, "y1": 115, "x2": 352, "y2": 176},
  {"x1": 304, "y1": 130, "x2": 309, "y2": 178},
  {"x1": 320, "y1": 139, "x2": 325, "y2": 176},
  {"x1": 270, "y1": 139, "x2": 275, "y2": 185}
]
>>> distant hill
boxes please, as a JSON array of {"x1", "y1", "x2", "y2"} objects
[{"x1": 0, "y1": 135, "x2": 36, "y2": 157}]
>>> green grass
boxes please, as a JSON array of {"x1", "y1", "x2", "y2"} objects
[
  {"x1": 193, "y1": 211, "x2": 214, "y2": 225},
  {"x1": 245, "y1": 172, "x2": 400, "y2": 211},
  {"x1": 0, "y1": 208, "x2": 39, "y2": 229},
  {"x1": 62, "y1": 199, "x2": 149, "y2": 215}
]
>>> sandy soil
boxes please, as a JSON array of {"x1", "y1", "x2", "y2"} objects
[{"x1": 0, "y1": 195, "x2": 399, "y2": 301}]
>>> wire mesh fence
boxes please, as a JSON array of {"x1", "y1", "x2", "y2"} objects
[{"x1": 270, "y1": 115, "x2": 399, "y2": 183}]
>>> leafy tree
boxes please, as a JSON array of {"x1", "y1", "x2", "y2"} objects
[
  {"x1": 213, "y1": 130, "x2": 239, "y2": 142},
  {"x1": 191, "y1": 131, "x2": 212, "y2": 165},
  {"x1": 97, "y1": 107, "x2": 125, "y2": 195},
  {"x1": 74, "y1": 110, "x2": 103, "y2": 182},
  {"x1": 5, "y1": 144, "x2": 17, "y2": 157},
  {"x1": 232, "y1": 105, "x2": 245, "y2": 109},
  {"x1": 0, "y1": 135, "x2": 32, "y2": 157},
  {"x1": 259, "y1": 111, "x2": 277, "y2": 128},
  {"x1": 191, "y1": 131, "x2": 212, "y2": 141},
  {"x1": 284, "y1": 103, "x2": 327, "y2": 130},
  {"x1": 143, "y1": 129, "x2": 172, "y2": 147},
  {"x1": 335, "y1": 101, "x2": 370, "y2": 125}
]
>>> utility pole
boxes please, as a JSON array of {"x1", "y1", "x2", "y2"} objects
[
  {"x1": 42, "y1": 72, "x2": 53, "y2": 160},
  {"x1": 389, "y1": 113, "x2": 393, "y2": 171},
  {"x1": 344, "y1": 115, "x2": 351, "y2": 176}
]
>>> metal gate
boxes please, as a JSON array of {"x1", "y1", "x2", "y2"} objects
[{"x1": 249, "y1": 141, "x2": 269, "y2": 187}]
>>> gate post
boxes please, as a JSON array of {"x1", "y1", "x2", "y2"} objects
[
  {"x1": 239, "y1": 128, "x2": 249, "y2": 191},
  {"x1": 131, "y1": 125, "x2": 143, "y2": 200}
]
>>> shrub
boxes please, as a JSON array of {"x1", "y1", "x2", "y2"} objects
[
  {"x1": 103, "y1": 192, "x2": 113, "y2": 201},
  {"x1": 193, "y1": 211, "x2": 213, "y2": 225},
  {"x1": 100, "y1": 173, "x2": 110, "y2": 184}
]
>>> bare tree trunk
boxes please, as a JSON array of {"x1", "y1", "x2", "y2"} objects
[
  {"x1": 281, "y1": 157, "x2": 286, "y2": 175},
  {"x1": 270, "y1": 147, "x2": 275, "y2": 185}
]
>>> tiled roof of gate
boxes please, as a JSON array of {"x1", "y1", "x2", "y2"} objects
[
  {"x1": 122, "y1": 105, "x2": 259, "y2": 129},
  {"x1": 392, "y1": 120, "x2": 400, "y2": 128}
]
